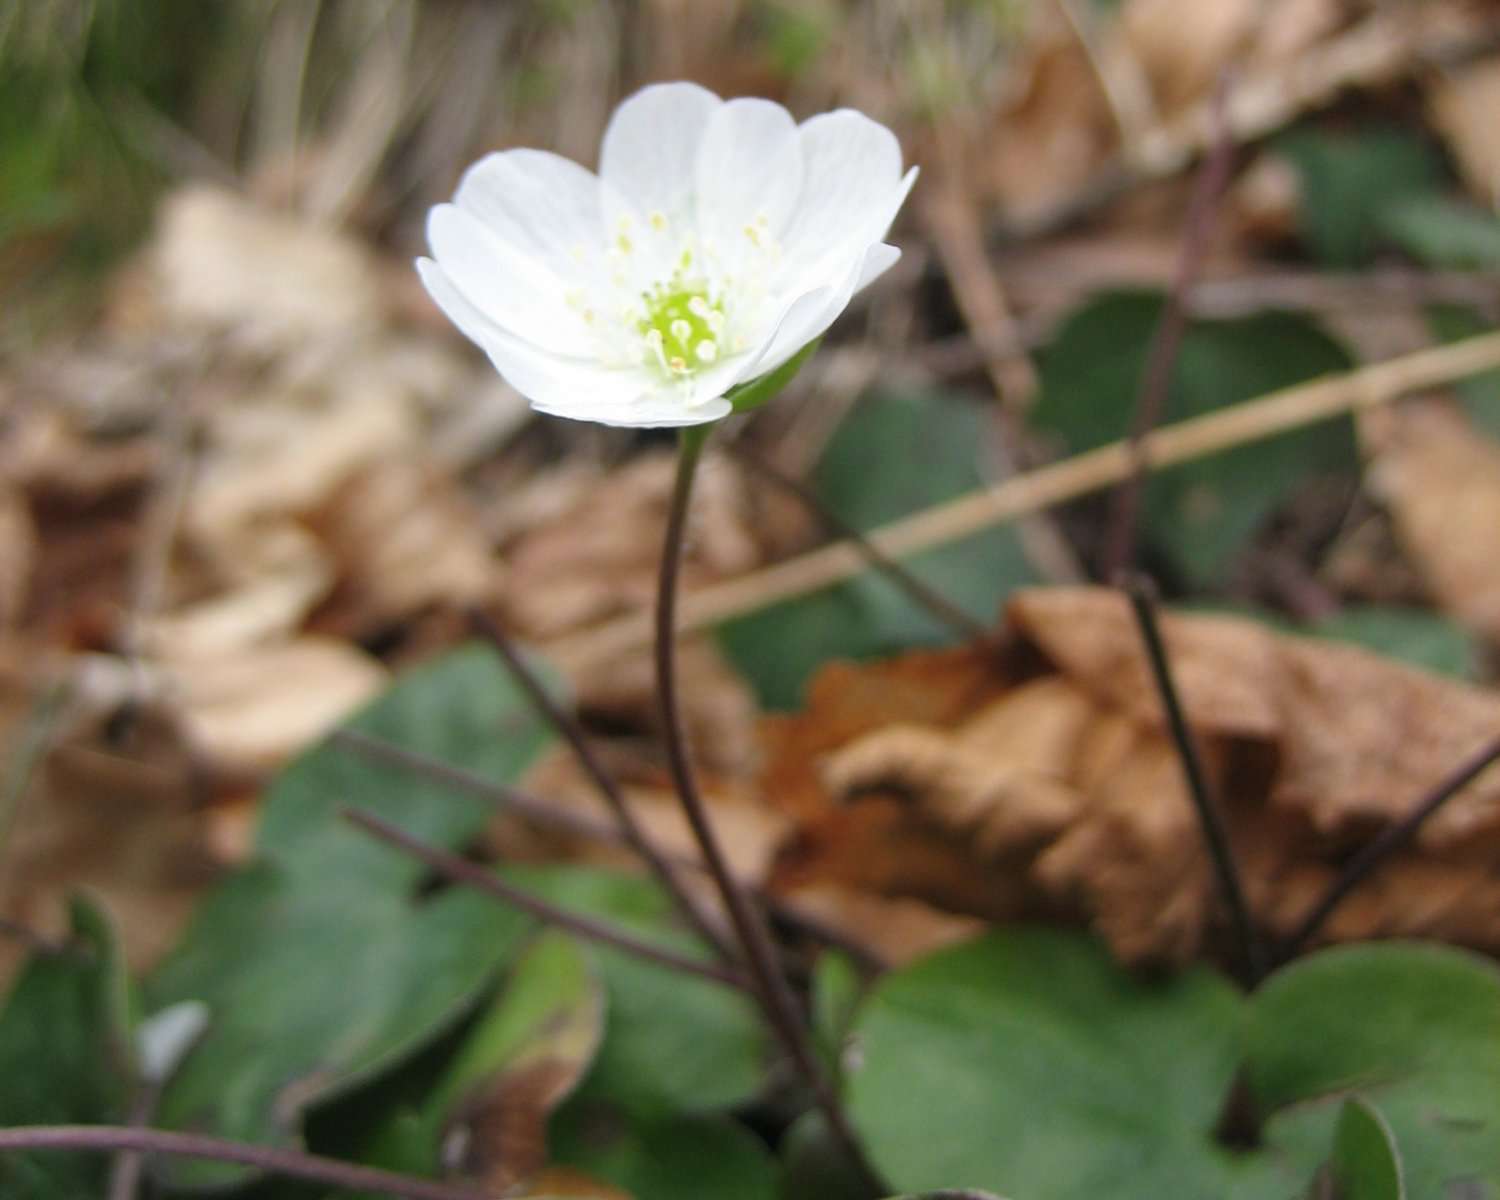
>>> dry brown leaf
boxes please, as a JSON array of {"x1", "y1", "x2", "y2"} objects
[
  {"x1": 308, "y1": 454, "x2": 499, "y2": 639},
  {"x1": 511, "y1": 730, "x2": 787, "y2": 891},
  {"x1": 769, "y1": 883, "x2": 986, "y2": 969},
  {"x1": 1118, "y1": 0, "x2": 1352, "y2": 115},
  {"x1": 1427, "y1": 55, "x2": 1500, "y2": 206},
  {"x1": 147, "y1": 185, "x2": 383, "y2": 354},
  {"x1": 1119, "y1": 0, "x2": 1259, "y2": 113},
  {"x1": 0, "y1": 487, "x2": 36, "y2": 637},
  {"x1": 1007, "y1": 586, "x2": 1280, "y2": 739},
  {"x1": 981, "y1": 33, "x2": 1115, "y2": 217},
  {"x1": 760, "y1": 586, "x2": 1500, "y2": 966},
  {"x1": 0, "y1": 651, "x2": 225, "y2": 984},
  {"x1": 500, "y1": 452, "x2": 804, "y2": 641},
  {"x1": 160, "y1": 636, "x2": 386, "y2": 773},
  {"x1": 1365, "y1": 400, "x2": 1500, "y2": 642}
]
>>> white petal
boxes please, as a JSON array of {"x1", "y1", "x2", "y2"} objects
[
  {"x1": 600, "y1": 82, "x2": 721, "y2": 227},
  {"x1": 694, "y1": 98, "x2": 802, "y2": 249},
  {"x1": 746, "y1": 241, "x2": 894, "y2": 377},
  {"x1": 539, "y1": 391, "x2": 732, "y2": 429},
  {"x1": 780, "y1": 111, "x2": 912, "y2": 286},
  {"x1": 453, "y1": 148, "x2": 606, "y2": 276},
  {"x1": 417, "y1": 258, "x2": 644, "y2": 413},
  {"x1": 853, "y1": 241, "x2": 902, "y2": 294},
  {"x1": 426, "y1": 204, "x2": 581, "y2": 355}
]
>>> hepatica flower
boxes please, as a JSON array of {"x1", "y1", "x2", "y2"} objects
[{"x1": 418, "y1": 81, "x2": 916, "y2": 427}]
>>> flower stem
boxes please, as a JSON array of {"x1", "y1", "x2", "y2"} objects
[
  {"x1": 656, "y1": 425, "x2": 883, "y2": 1195},
  {"x1": 1279, "y1": 732, "x2": 1500, "y2": 957},
  {"x1": 1123, "y1": 575, "x2": 1265, "y2": 983},
  {"x1": 1100, "y1": 70, "x2": 1236, "y2": 582},
  {"x1": 0, "y1": 1126, "x2": 490, "y2": 1200},
  {"x1": 342, "y1": 808, "x2": 748, "y2": 991},
  {"x1": 465, "y1": 608, "x2": 736, "y2": 963}
]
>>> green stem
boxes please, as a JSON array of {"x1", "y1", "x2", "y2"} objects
[{"x1": 656, "y1": 425, "x2": 883, "y2": 1195}]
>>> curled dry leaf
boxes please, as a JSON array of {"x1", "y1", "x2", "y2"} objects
[
  {"x1": 1365, "y1": 400, "x2": 1500, "y2": 644},
  {"x1": 761, "y1": 586, "x2": 1500, "y2": 966}
]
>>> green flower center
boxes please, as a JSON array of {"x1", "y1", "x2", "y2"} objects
[{"x1": 638, "y1": 277, "x2": 725, "y2": 376}]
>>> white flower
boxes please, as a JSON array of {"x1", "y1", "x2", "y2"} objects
[{"x1": 417, "y1": 81, "x2": 916, "y2": 428}]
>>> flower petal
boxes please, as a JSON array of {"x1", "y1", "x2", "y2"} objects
[
  {"x1": 426, "y1": 204, "x2": 582, "y2": 356},
  {"x1": 417, "y1": 258, "x2": 644, "y2": 413},
  {"x1": 453, "y1": 148, "x2": 606, "y2": 276},
  {"x1": 780, "y1": 110, "x2": 913, "y2": 288},
  {"x1": 748, "y1": 242, "x2": 900, "y2": 377},
  {"x1": 694, "y1": 97, "x2": 803, "y2": 250},
  {"x1": 600, "y1": 81, "x2": 721, "y2": 228},
  {"x1": 538, "y1": 391, "x2": 732, "y2": 429}
]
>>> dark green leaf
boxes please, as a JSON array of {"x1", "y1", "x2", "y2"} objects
[
  {"x1": 550, "y1": 1105, "x2": 777, "y2": 1200},
  {"x1": 358, "y1": 932, "x2": 605, "y2": 1186},
  {"x1": 846, "y1": 929, "x2": 1249, "y2": 1197},
  {"x1": 0, "y1": 896, "x2": 133, "y2": 1199},
  {"x1": 721, "y1": 389, "x2": 1036, "y2": 708},
  {"x1": 848, "y1": 931, "x2": 1500, "y2": 1199},
  {"x1": 1326, "y1": 1096, "x2": 1406, "y2": 1200},
  {"x1": 1379, "y1": 195, "x2": 1500, "y2": 268},
  {"x1": 1033, "y1": 292, "x2": 1355, "y2": 585},
  {"x1": 1302, "y1": 607, "x2": 1482, "y2": 680},
  {"x1": 510, "y1": 866, "x2": 768, "y2": 1117},
  {"x1": 145, "y1": 645, "x2": 557, "y2": 1190},
  {"x1": 811, "y1": 949, "x2": 865, "y2": 1077},
  {"x1": 1276, "y1": 127, "x2": 1445, "y2": 267},
  {"x1": 1248, "y1": 942, "x2": 1500, "y2": 1200},
  {"x1": 779, "y1": 1112, "x2": 871, "y2": 1200}
]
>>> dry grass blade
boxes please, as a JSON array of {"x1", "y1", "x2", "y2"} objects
[{"x1": 549, "y1": 331, "x2": 1500, "y2": 671}]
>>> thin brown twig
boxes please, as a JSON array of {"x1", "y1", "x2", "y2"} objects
[
  {"x1": 465, "y1": 609, "x2": 736, "y2": 962},
  {"x1": 329, "y1": 729, "x2": 889, "y2": 972},
  {"x1": 1281, "y1": 734, "x2": 1500, "y2": 957},
  {"x1": 1101, "y1": 70, "x2": 1237, "y2": 581},
  {"x1": 341, "y1": 807, "x2": 748, "y2": 991},
  {"x1": 0, "y1": 1125, "x2": 492, "y2": 1200},
  {"x1": 656, "y1": 428, "x2": 883, "y2": 1194},
  {"x1": 727, "y1": 446, "x2": 993, "y2": 645},
  {"x1": 547, "y1": 331, "x2": 1500, "y2": 672},
  {"x1": 1124, "y1": 577, "x2": 1265, "y2": 984}
]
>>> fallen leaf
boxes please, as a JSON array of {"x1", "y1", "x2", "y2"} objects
[
  {"x1": 308, "y1": 454, "x2": 499, "y2": 640},
  {"x1": 0, "y1": 485, "x2": 36, "y2": 636},
  {"x1": 1427, "y1": 54, "x2": 1500, "y2": 207},
  {"x1": 1364, "y1": 399, "x2": 1500, "y2": 644},
  {"x1": 760, "y1": 586, "x2": 1500, "y2": 966},
  {"x1": 147, "y1": 185, "x2": 383, "y2": 354},
  {"x1": 160, "y1": 636, "x2": 387, "y2": 773}
]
